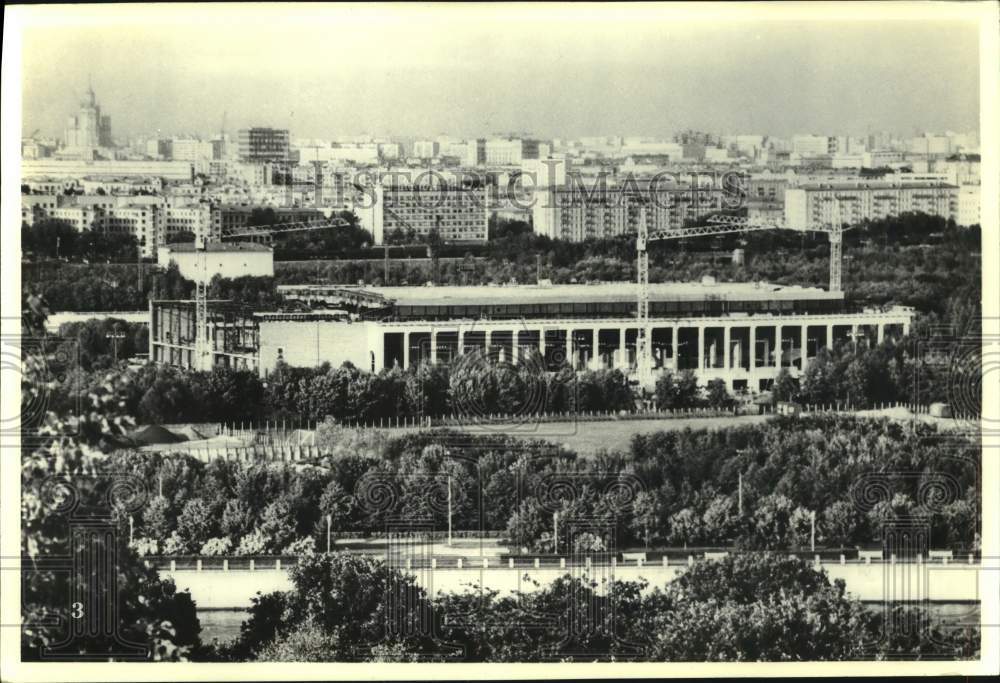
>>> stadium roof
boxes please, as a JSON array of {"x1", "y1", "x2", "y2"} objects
[
  {"x1": 162, "y1": 241, "x2": 272, "y2": 253},
  {"x1": 357, "y1": 281, "x2": 840, "y2": 306}
]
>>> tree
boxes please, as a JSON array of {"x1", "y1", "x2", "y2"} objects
[
  {"x1": 655, "y1": 370, "x2": 700, "y2": 410},
  {"x1": 176, "y1": 499, "x2": 216, "y2": 553},
  {"x1": 749, "y1": 493, "x2": 795, "y2": 549},
  {"x1": 646, "y1": 554, "x2": 876, "y2": 661},
  {"x1": 258, "y1": 500, "x2": 298, "y2": 554},
  {"x1": 630, "y1": 490, "x2": 665, "y2": 548},
  {"x1": 20, "y1": 302, "x2": 202, "y2": 660},
  {"x1": 705, "y1": 378, "x2": 733, "y2": 409},
  {"x1": 220, "y1": 498, "x2": 255, "y2": 542},
  {"x1": 800, "y1": 349, "x2": 838, "y2": 405},
  {"x1": 822, "y1": 501, "x2": 860, "y2": 548},
  {"x1": 771, "y1": 368, "x2": 798, "y2": 403},
  {"x1": 667, "y1": 507, "x2": 703, "y2": 547},
  {"x1": 230, "y1": 553, "x2": 431, "y2": 661}
]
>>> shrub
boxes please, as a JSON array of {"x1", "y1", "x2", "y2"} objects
[
  {"x1": 237, "y1": 530, "x2": 268, "y2": 556},
  {"x1": 200, "y1": 537, "x2": 234, "y2": 556}
]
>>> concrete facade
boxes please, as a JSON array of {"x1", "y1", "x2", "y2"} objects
[
  {"x1": 156, "y1": 242, "x2": 274, "y2": 282},
  {"x1": 151, "y1": 283, "x2": 914, "y2": 390},
  {"x1": 784, "y1": 181, "x2": 958, "y2": 229}
]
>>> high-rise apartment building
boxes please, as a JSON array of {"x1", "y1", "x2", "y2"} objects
[
  {"x1": 784, "y1": 180, "x2": 958, "y2": 229},
  {"x1": 238, "y1": 128, "x2": 290, "y2": 163},
  {"x1": 533, "y1": 179, "x2": 735, "y2": 242}
]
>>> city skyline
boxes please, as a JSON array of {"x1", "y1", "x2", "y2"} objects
[{"x1": 20, "y1": 6, "x2": 980, "y2": 141}]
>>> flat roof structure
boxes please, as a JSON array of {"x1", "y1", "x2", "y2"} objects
[
  {"x1": 163, "y1": 241, "x2": 272, "y2": 253},
  {"x1": 359, "y1": 282, "x2": 841, "y2": 306}
]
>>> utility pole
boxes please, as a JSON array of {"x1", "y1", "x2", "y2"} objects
[
  {"x1": 810, "y1": 510, "x2": 817, "y2": 552},
  {"x1": 326, "y1": 514, "x2": 332, "y2": 553},
  {"x1": 447, "y1": 474, "x2": 453, "y2": 547},
  {"x1": 553, "y1": 510, "x2": 559, "y2": 554},
  {"x1": 106, "y1": 325, "x2": 126, "y2": 364},
  {"x1": 738, "y1": 471, "x2": 743, "y2": 516}
]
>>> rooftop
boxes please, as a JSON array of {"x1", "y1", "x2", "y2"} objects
[
  {"x1": 162, "y1": 241, "x2": 272, "y2": 253},
  {"x1": 293, "y1": 281, "x2": 842, "y2": 306}
]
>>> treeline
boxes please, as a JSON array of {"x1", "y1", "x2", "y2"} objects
[
  {"x1": 21, "y1": 263, "x2": 282, "y2": 313},
  {"x1": 218, "y1": 552, "x2": 978, "y2": 662},
  {"x1": 21, "y1": 219, "x2": 140, "y2": 262},
  {"x1": 25, "y1": 213, "x2": 979, "y2": 318},
  {"x1": 790, "y1": 327, "x2": 980, "y2": 410},
  {"x1": 113, "y1": 416, "x2": 979, "y2": 557},
  {"x1": 55, "y1": 317, "x2": 149, "y2": 371},
  {"x1": 53, "y1": 359, "x2": 634, "y2": 426}
]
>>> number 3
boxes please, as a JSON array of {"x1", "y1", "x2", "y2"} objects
[{"x1": 71, "y1": 602, "x2": 84, "y2": 619}]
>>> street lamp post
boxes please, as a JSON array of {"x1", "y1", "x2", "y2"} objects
[
  {"x1": 106, "y1": 325, "x2": 126, "y2": 364},
  {"x1": 447, "y1": 474, "x2": 452, "y2": 547},
  {"x1": 326, "y1": 514, "x2": 332, "y2": 553},
  {"x1": 553, "y1": 510, "x2": 559, "y2": 554}
]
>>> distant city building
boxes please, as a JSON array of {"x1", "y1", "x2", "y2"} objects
[
  {"x1": 784, "y1": 180, "x2": 958, "y2": 229},
  {"x1": 465, "y1": 139, "x2": 487, "y2": 166},
  {"x1": 156, "y1": 241, "x2": 274, "y2": 282},
  {"x1": 63, "y1": 84, "x2": 113, "y2": 151},
  {"x1": 791, "y1": 135, "x2": 831, "y2": 157},
  {"x1": 237, "y1": 127, "x2": 290, "y2": 163},
  {"x1": 957, "y1": 184, "x2": 980, "y2": 227},
  {"x1": 533, "y1": 179, "x2": 734, "y2": 241},
  {"x1": 485, "y1": 138, "x2": 542, "y2": 165},
  {"x1": 171, "y1": 138, "x2": 214, "y2": 162},
  {"x1": 378, "y1": 142, "x2": 401, "y2": 160},
  {"x1": 21, "y1": 159, "x2": 193, "y2": 181},
  {"x1": 908, "y1": 134, "x2": 952, "y2": 156},
  {"x1": 354, "y1": 179, "x2": 488, "y2": 244},
  {"x1": 413, "y1": 140, "x2": 440, "y2": 159},
  {"x1": 211, "y1": 205, "x2": 324, "y2": 240}
]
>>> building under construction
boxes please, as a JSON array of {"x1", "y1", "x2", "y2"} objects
[{"x1": 148, "y1": 281, "x2": 913, "y2": 392}]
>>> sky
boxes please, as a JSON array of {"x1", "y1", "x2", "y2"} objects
[{"x1": 18, "y1": 4, "x2": 982, "y2": 141}]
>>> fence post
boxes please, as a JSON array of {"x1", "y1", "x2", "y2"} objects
[{"x1": 249, "y1": 559, "x2": 255, "y2": 571}]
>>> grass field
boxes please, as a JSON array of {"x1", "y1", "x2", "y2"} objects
[{"x1": 372, "y1": 406, "x2": 964, "y2": 457}]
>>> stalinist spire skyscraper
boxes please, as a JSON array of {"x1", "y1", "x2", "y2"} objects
[{"x1": 63, "y1": 76, "x2": 113, "y2": 153}]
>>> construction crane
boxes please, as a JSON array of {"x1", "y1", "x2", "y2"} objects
[
  {"x1": 192, "y1": 216, "x2": 352, "y2": 370},
  {"x1": 635, "y1": 200, "x2": 850, "y2": 384},
  {"x1": 220, "y1": 216, "x2": 351, "y2": 241}
]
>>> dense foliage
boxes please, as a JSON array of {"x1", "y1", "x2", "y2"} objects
[
  {"x1": 23, "y1": 213, "x2": 980, "y2": 319},
  {"x1": 55, "y1": 318, "x2": 149, "y2": 370},
  {"x1": 222, "y1": 552, "x2": 978, "y2": 662},
  {"x1": 50, "y1": 358, "x2": 635, "y2": 426},
  {"x1": 22, "y1": 219, "x2": 140, "y2": 262},
  {"x1": 113, "y1": 415, "x2": 979, "y2": 556},
  {"x1": 20, "y1": 296, "x2": 203, "y2": 661}
]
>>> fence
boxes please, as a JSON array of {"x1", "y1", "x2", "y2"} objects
[
  {"x1": 197, "y1": 402, "x2": 955, "y2": 462},
  {"x1": 144, "y1": 548, "x2": 982, "y2": 573},
  {"x1": 185, "y1": 444, "x2": 322, "y2": 463}
]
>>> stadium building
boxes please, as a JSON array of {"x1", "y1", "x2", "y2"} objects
[{"x1": 149, "y1": 280, "x2": 912, "y2": 392}]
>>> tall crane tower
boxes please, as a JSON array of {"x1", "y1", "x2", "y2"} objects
[{"x1": 634, "y1": 200, "x2": 848, "y2": 385}]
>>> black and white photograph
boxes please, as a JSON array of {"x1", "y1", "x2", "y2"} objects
[{"x1": 1, "y1": 2, "x2": 997, "y2": 679}]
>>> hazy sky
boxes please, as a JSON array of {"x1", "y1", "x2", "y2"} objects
[{"x1": 19, "y1": 4, "x2": 981, "y2": 140}]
